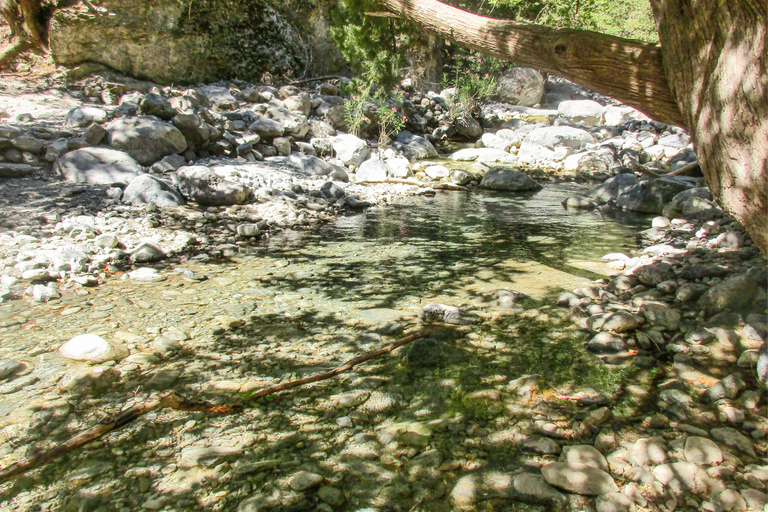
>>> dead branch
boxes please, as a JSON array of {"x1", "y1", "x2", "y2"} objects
[{"x1": 0, "y1": 328, "x2": 431, "y2": 485}]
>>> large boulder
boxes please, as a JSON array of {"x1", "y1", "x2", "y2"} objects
[
  {"x1": 266, "y1": 154, "x2": 348, "y2": 181},
  {"x1": 590, "y1": 173, "x2": 639, "y2": 202},
  {"x1": 54, "y1": 148, "x2": 142, "y2": 184},
  {"x1": 494, "y1": 67, "x2": 545, "y2": 106},
  {"x1": 616, "y1": 177, "x2": 695, "y2": 214},
  {"x1": 48, "y1": 0, "x2": 340, "y2": 84},
  {"x1": 331, "y1": 134, "x2": 370, "y2": 167},
  {"x1": 356, "y1": 159, "x2": 390, "y2": 182},
  {"x1": 108, "y1": 116, "x2": 187, "y2": 165},
  {"x1": 520, "y1": 126, "x2": 595, "y2": 152},
  {"x1": 480, "y1": 168, "x2": 542, "y2": 192},
  {"x1": 174, "y1": 166, "x2": 251, "y2": 206},
  {"x1": 394, "y1": 131, "x2": 438, "y2": 161},
  {"x1": 557, "y1": 100, "x2": 606, "y2": 125},
  {"x1": 266, "y1": 107, "x2": 309, "y2": 138},
  {"x1": 122, "y1": 174, "x2": 186, "y2": 207}
]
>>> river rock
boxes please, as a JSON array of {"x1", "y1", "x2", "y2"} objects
[
  {"x1": 698, "y1": 275, "x2": 759, "y2": 316},
  {"x1": 652, "y1": 461, "x2": 697, "y2": 493},
  {"x1": 130, "y1": 242, "x2": 166, "y2": 263},
  {"x1": 419, "y1": 303, "x2": 479, "y2": 324},
  {"x1": 66, "y1": 106, "x2": 109, "y2": 127},
  {"x1": 288, "y1": 470, "x2": 324, "y2": 491},
  {"x1": 174, "y1": 113, "x2": 215, "y2": 149},
  {"x1": 562, "y1": 196, "x2": 597, "y2": 209},
  {"x1": 480, "y1": 168, "x2": 542, "y2": 191},
  {"x1": 684, "y1": 436, "x2": 723, "y2": 465},
  {"x1": 139, "y1": 93, "x2": 176, "y2": 120},
  {"x1": 128, "y1": 267, "x2": 166, "y2": 283},
  {"x1": 520, "y1": 126, "x2": 595, "y2": 152},
  {"x1": 587, "y1": 332, "x2": 628, "y2": 354},
  {"x1": 591, "y1": 173, "x2": 639, "y2": 201},
  {"x1": 174, "y1": 165, "x2": 251, "y2": 206},
  {"x1": 356, "y1": 158, "x2": 389, "y2": 182},
  {"x1": 639, "y1": 302, "x2": 680, "y2": 330},
  {"x1": 559, "y1": 445, "x2": 608, "y2": 471},
  {"x1": 178, "y1": 446, "x2": 241, "y2": 468},
  {"x1": 710, "y1": 427, "x2": 756, "y2": 457},
  {"x1": 616, "y1": 176, "x2": 694, "y2": 214},
  {"x1": 703, "y1": 373, "x2": 746, "y2": 402},
  {"x1": 450, "y1": 471, "x2": 566, "y2": 511},
  {"x1": 633, "y1": 262, "x2": 674, "y2": 287},
  {"x1": 54, "y1": 148, "x2": 142, "y2": 184},
  {"x1": 558, "y1": 100, "x2": 605, "y2": 125},
  {"x1": 450, "y1": 147, "x2": 517, "y2": 163},
  {"x1": 108, "y1": 116, "x2": 187, "y2": 165},
  {"x1": 0, "y1": 162, "x2": 37, "y2": 178},
  {"x1": 122, "y1": 174, "x2": 186, "y2": 207},
  {"x1": 267, "y1": 154, "x2": 347, "y2": 180},
  {"x1": 541, "y1": 462, "x2": 618, "y2": 495},
  {"x1": 248, "y1": 118, "x2": 284, "y2": 139},
  {"x1": 331, "y1": 134, "x2": 370, "y2": 167},
  {"x1": 395, "y1": 131, "x2": 438, "y2": 161},
  {"x1": 450, "y1": 169, "x2": 473, "y2": 185},
  {"x1": 454, "y1": 113, "x2": 483, "y2": 138},
  {"x1": 596, "y1": 492, "x2": 636, "y2": 512},
  {"x1": 60, "y1": 334, "x2": 129, "y2": 363},
  {"x1": 494, "y1": 67, "x2": 544, "y2": 106}
]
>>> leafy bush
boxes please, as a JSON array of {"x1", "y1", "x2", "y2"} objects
[
  {"x1": 344, "y1": 80, "x2": 407, "y2": 150},
  {"x1": 442, "y1": 52, "x2": 503, "y2": 120}
]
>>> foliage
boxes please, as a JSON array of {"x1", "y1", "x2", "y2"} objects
[
  {"x1": 344, "y1": 79, "x2": 408, "y2": 150},
  {"x1": 442, "y1": 51, "x2": 503, "y2": 119},
  {"x1": 330, "y1": 0, "x2": 418, "y2": 90}
]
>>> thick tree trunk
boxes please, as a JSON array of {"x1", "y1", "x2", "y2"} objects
[
  {"x1": 376, "y1": 0, "x2": 686, "y2": 128},
  {"x1": 376, "y1": 0, "x2": 768, "y2": 254},
  {"x1": 0, "y1": 0, "x2": 44, "y2": 49},
  {"x1": 650, "y1": 0, "x2": 767, "y2": 254}
]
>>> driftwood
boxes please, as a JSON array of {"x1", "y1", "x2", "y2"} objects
[
  {"x1": 637, "y1": 160, "x2": 702, "y2": 180},
  {"x1": 0, "y1": 328, "x2": 430, "y2": 485},
  {"x1": 360, "y1": 177, "x2": 467, "y2": 191}
]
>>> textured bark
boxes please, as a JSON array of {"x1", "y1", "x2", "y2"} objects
[
  {"x1": 650, "y1": 0, "x2": 767, "y2": 253},
  {"x1": 0, "y1": 0, "x2": 44, "y2": 48},
  {"x1": 376, "y1": 0, "x2": 686, "y2": 128},
  {"x1": 377, "y1": 0, "x2": 768, "y2": 253}
]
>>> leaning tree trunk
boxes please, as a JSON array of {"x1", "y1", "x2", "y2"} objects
[
  {"x1": 650, "y1": 0, "x2": 767, "y2": 254},
  {"x1": 375, "y1": 0, "x2": 768, "y2": 254}
]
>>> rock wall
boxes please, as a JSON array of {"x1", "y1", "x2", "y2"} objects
[{"x1": 49, "y1": 0, "x2": 345, "y2": 84}]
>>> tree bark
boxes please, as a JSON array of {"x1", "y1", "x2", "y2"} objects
[
  {"x1": 375, "y1": 0, "x2": 768, "y2": 254},
  {"x1": 0, "y1": 0, "x2": 45, "y2": 50},
  {"x1": 375, "y1": 0, "x2": 686, "y2": 128},
  {"x1": 650, "y1": 0, "x2": 767, "y2": 254}
]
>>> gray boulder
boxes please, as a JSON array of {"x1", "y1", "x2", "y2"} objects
[
  {"x1": 541, "y1": 462, "x2": 619, "y2": 495},
  {"x1": 454, "y1": 113, "x2": 483, "y2": 138},
  {"x1": 557, "y1": 100, "x2": 606, "y2": 125},
  {"x1": 395, "y1": 131, "x2": 438, "y2": 161},
  {"x1": 54, "y1": 148, "x2": 142, "y2": 184},
  {"x1": 108, "y1": 116, "x2": 187, "y2": 165},
  {"x1": 266, "y1": 107, "x2": 308, "y2": 138},
  {"x1": 173, "y1": 113, "x2": 215, "y2": 149},
  {"x1": 331, "y1": 134, "x2": 370, "y2": 167},
  {"x1": 590, "y1": 173, "x2": 639, "y2": 201},
  {"x1": 356, "y1": 159, "x2": 390, "y2": 182},
  {"x1": 174, "y1": 165, "x2": 251, "y2": 206},
  {"x1": 266, "y1": 154, "x2": 348, "y2": 181},
  {"x1": 480, "y1": 168, "x2": 542, "y2": 192},
  {"x1": 494, "y1": 67, "x2": 545, "y2": 106},
  {"x1": 520, "y1": 126, "x2": 595, "y2": 152},
  {"x1": 66, "y1": 106, "x2": 109, "y2": 127},
  {"x1": 248, "y1": 117, "x2": 284, "y2": 138},
  {"x1": 123, "y1": 174, "x2": 186, "y2": 207},
  {"x1": 0, "y1": 162, "x2": 37, "y2": 178},
  {"x1": 140, "y1": 93, "x2": 176, "y2": 120},
  {"x1": 196, "y1": 86, "x2": 238, "y2": 110},
  {"x1": 616, "y1": 177, "x2": 694, "y2": 214},
  {"x1": 698, "y1": 274, "x2": 759, "y2": 316}
]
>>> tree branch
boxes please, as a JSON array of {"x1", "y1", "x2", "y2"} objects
[{"x1": 375, "y1": 0, "x2": 687, "y2": 129}]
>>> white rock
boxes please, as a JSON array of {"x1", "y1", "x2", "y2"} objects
[{"x1": 59, "y1": 334, "x2": 129, "y2": 363}]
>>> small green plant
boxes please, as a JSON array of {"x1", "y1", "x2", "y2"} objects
[
  {"x1": 442, "y1": 52, "x2": 503, "y2": 120},
  {"x1": 344, "y1": 79, "x2": 408, "y2": 150}
]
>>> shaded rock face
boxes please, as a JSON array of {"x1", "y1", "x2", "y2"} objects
[
  {"x1": 108, "y1": 116, "x2": 187, "y2": 166},
  {"x1": 480, "y1": 168, "x2": 542, "y2": 192},
  {"x1": 49, "y1": 0, "x2": 344, "y2": 84},
  {"x1": 174, "y1": 166, "x2": 251, "y2": 206},
  {"x1": 54, "y1": 148, "x2": 142, "y2": 185}
]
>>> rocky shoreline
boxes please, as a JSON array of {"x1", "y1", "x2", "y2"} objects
[{"x1": 0, "y1": 72, "x2": 767, "y2": 512}]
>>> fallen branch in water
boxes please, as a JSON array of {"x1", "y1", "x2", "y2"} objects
[{"x1": 0, "y1": 328, "x2": 431, "y2": 485}]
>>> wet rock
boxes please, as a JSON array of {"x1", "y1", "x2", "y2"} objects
[
  {"x1": 178, "y1": 446, "x2": 241, "y2": 468},
  {"x1": 703, "y1": 373, "x2": 746, "y2": 402},
  {"x1": 710, "y1": 427, "x2": 756, "y2": 457},
  {"x1": 479, "y1": 168, "x2": 542, "y2": 191},
  {"x1": 559, "y1": 445, "x2": 608, "y2": 471},
  {"x1": 652, "y1": 461, "x2": 697, "y2": 493},
  {"x1": 450, "y1": 169, "x2": 473, "y2": 185},
  {"x1": 108, "y1": 116, "x2": 187, "y2": 165},
  {"x1": 684, "y1": 436, "x2": 723, "y2": 465},
  {"x1": 0, "y1": 360, "x2": 24, "y2": 380},
  {"x1": 405, "y1": 337, "x2": 448, "y2": 368},
  {"x1": 122, "y1": 174, "x2": 186, "y2": 207},
  {"x1": 54, "y1": 147, "x2": 142, "y2": 185},
  {"x1": 59, "y1": 334, "x2": 129, "y2": 363},
  {"x1": 450, "y1": 471, "x2": 566, "y2": 511},
  {"x1": 616, "y1": 177, "x2": 694, "y2": 214},
  {"x1": 541, "y1": 462, "x2": 618, "y2": 495},
  {"x1": 698, "y1": 275, "x2": 759, "y2": 316},
  {"x1": 562, "y1": 196, "x2": 597, "y2": 210},
  {"x1": 590, "y1": 173, "x2": 638, "y2": 202},
  {"x1": 419, "y1": 303, "x2": 479, "y2": 325},
  {"x1": 174, "y1": 165, "x2": 251, "y2": 206}
]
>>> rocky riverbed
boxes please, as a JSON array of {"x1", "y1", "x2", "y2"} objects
[{"x1": 0, "y1": 72, "x2": 767, "y2": 512}]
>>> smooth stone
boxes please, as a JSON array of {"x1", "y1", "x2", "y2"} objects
[
  {"x1": 541, "y1": 462, "x2": 619, "y2": 495},
  {"x1": 684, "y1": 436, "x2": 723, "y2": 465},
  {"x1": 130, "y1": 242, "x2": 166, "y2": 263},
  {"x1": 652, "y1": 461, "x2": 697, "y2": 493},
  {"x1": 559, "y1": 445, "x2": 608, "y2": 471},
  {"x1": 288, "y1": 470, "x2": 323, "y2": 491},
  {"x1": 128, "y1": 268, "x2": 167, "y2": 283},
  {"x1": 59, "y1": 334, "x2": 129, "y2": 363},
  {"x1": 178, "y1": 446, "x2": 241, "y2": 468}
]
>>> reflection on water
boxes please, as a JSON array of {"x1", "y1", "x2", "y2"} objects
[{"x1": 272, "y1": 184, "x2": 650, "y2": 301}]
